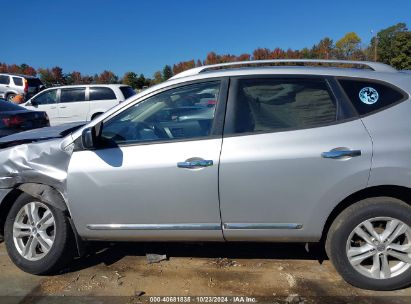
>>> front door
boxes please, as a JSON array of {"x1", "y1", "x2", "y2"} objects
[
  {"x1": 25, "y1": 89, "x2": 59, "y2": 125},
  {"x1": 219, "y1": 76, "x2": 373, "y2": 241},
  {"x1": 67, "y1": 80, "x2": 227, "y2": 241}
]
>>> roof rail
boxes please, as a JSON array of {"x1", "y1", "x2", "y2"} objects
[{"x1": 169, "y1": 59, "x2": 397, "y2": 80}]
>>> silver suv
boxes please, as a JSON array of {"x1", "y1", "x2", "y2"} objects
[
  {"x1": 0, "y1": 73, "x2": 45, "y2": 101},
  {"x1": 0, "y1": 59, "x2": 411, "y2": 291}
]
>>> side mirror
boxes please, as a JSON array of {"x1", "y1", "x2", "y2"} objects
[
  {"x1": 82, "y1": 127, "x2": 95, "y2": 149},
  {"x1": 30, "y1": 99, "x2": 38, "y2": 106}
]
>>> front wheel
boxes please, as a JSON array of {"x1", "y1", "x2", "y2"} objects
[
  {"x1": 326, "y1": 197, "x2": 411, "y2": 290},
  {"x1": 4, "y1": 193, "x2": 74, "y2": 274}
]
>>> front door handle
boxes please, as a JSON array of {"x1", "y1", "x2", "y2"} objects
[
  {"x1": 59, "y1": 106, "x2": 67, "y2": 108},
  {"x1": 177, "y1": 159, "x2": 213, "y2": 169},
  {"x1": 321, "y1": 149, "x2": 361, "y2": 159}
]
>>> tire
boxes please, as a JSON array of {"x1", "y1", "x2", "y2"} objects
[
  {"x1": 4, "y1": 193, "x2": 74, "y2": 274},
  {"x1": 326, "y1": 197, "x2": 411, "y2": 290},
  {"x1": 6, "y1": 94, "x2": 16, "y2": 102}
]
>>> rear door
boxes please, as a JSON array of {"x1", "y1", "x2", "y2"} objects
[
  {"x1": 58, "y1": 87, "x2": 88, "y2": 123},
  {"x1": 219, "y1": 76, "x2": 373, "y2": 241}
]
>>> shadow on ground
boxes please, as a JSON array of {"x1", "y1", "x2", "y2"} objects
[{"x1": 65, "y1": 241, "x2": 326, "y2": 273}]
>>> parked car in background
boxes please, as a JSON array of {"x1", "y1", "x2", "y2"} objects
[
  {"x1": 21, "y1": 84, "x2": 136, "y2": 125},
  {"x1": 1, "y1": 59, "x2": 411, "y2": 291},
  {"x1": 0, "y1": 99, "x2": 49, "y2": 137},
  {"x1": 0, "y1": 74, "x2": 45, "y2": 101}
]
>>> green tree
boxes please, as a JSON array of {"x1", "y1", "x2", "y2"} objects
[
  {"x1": 335, "y1": 32, "x2": 361, "y2": 59},
  {"x1": 376, "y1": 23, "x2": 408, "y2": 64},
  {"x1": 152, "y1": 71, "x2": 163, "y2": 85},
  {"x1": 390, "y1": 31, "x2": 411, "y2": 69},
  {"x1": 122, "y1": 72, "x2": 139, "y2": 89},
  {"x1": 162, "y1": 65, "x2": 173, "y2": 80}
]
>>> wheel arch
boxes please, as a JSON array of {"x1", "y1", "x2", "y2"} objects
[
  {"x1": 0, "y1": 183, "x2": 85, "y2": 256},
  {"x1": 5, "y1": 90, "x2": 19, "y2": 99},
  {"x1": 321, "y1": 185, "x2": 411, "y2": 242}
]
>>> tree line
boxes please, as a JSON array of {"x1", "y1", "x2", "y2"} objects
[{"x1": 0, "y1": 22, "x2": 409, "y2": 89}]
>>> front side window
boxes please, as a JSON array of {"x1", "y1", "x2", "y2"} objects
[
  {"x1": 32, "y1": 90, "x2": 57, "y2": 105},
  {"x1": 225, "y1": 78, "x2": 337, "y2": 135},
  {"x1": 99, "y1": 81, "x2": 220, "y2": 145},
  {"x1": 0, "y1": 75, "x2": 10, "y2": 85},
  {"x1": 338, "y1": 78, "x2": 407, "y2": 116},
  {"x1": 60, "y1": 88, "x2": 86, "y2": 103},
  {"x1": 90, "y1": 87, "x2": 116, "y2": 100}
]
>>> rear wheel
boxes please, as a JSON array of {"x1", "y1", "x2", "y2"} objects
[
  {"x1": 326, "y1": 197, "x2": 411, "y2": 290},
  {"x1": 4, "y1": 193, "x2": 74, "y2": 274},
  {"x1": 6, "y1": 93, "x2": 16, "y2": 102}
]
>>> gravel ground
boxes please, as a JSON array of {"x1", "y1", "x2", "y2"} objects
[{"x1": 0, "y1": 241, "x2": 410, "y2": 304}]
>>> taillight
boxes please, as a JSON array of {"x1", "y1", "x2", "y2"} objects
[
  {"x1": 24, "y1": 79, "x2": 28, "y2": 93},
  {"x1": 2, "y1": 116, "x2": 25, "y2": 127},
  {"x1": 207, "y1": 100, "x2": 217, "y2": 107}
]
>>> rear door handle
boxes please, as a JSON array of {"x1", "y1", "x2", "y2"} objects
[
  {"x1": 321, "y1": 149, "x2": 361, "y2": 159},
  {"x1": 177, "y1": 159, "x2": 213, "y2": 169},
  {"x1": 59, "y1": 106, "x2": 67, "y2": 108}
]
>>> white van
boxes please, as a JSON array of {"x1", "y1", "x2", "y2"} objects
[{"x1": 21, "y1": 84, "x2": 136, "y2": 125}]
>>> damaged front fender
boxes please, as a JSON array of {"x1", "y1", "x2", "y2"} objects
[{"x1": 0, "y1": 137, "x2": 75, "y2": 200}]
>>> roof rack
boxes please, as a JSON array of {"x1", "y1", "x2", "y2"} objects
[{"x1": 169, "y1": 59, "x2": 397, "y2": 80}]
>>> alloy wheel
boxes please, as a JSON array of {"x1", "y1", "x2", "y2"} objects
[
  {"x1": 346, "y1": 217, "x2": 411, "y2": 279},
  {"x1": 12, "y1": 201, "x2": 56, "y2": 261}
]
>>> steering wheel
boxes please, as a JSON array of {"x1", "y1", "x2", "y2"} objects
[{"x1": 135, "y1": 121, "x2": 171, "y2": 139}]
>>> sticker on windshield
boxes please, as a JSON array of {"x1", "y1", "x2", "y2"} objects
[{"x1": 359, "y1": 87, "x2": 379, "y2": 105}]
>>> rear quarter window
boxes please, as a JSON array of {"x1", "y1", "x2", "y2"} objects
[
  {"x1": 338, "y1": 78, "x2": 407, "y2": 116},
  {"x1": 13, "y1": 77, "x2": 23, "y2": 86},
  {"x1": 119, "y1": 86, "x2": 136, "y2": 99},
  {"x1": 89, "y1": 87, "x2": 116, "y2": 100}
]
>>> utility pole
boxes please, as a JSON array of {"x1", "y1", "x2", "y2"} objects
[{"x1": 371, "y1": 30, "x2": 378, "y2": 62}]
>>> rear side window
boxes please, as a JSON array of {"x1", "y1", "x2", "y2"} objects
[
  {"x1": 0, "y1": 75, "x2": 10, "y2": 85},
  {"x1": 89, "y1": 87, "x2": 116, "y2": 100},
  {"x1": 13, "y1": 77, "x2": 23, "y2": 86},
  {"x1": 119, "y1": 86, "x2": 136, "y2": 99},
  {"x1": 225, "y1": 78, "x2": 337, "y2": 135},
  {"x1": 60, "y1": 88, "x2": 86, "y2": 103},
  {"x1": 338, "y1": 78, "x2": 407, "y2": 116}
]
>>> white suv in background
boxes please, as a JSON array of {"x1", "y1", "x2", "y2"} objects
[{"x1": 21, "y1": 84, "x2": 136, "y2": 125}]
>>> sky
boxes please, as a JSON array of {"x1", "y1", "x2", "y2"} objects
[{"x1": 3, "y1": 0, "x2": 411, "y2": 78}]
